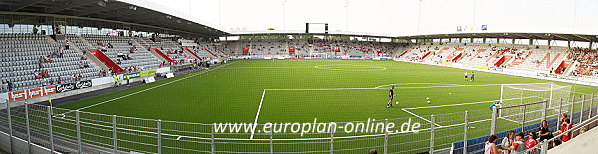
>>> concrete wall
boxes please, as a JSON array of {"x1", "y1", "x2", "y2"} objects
[{"x1": 0, "y1": 131, "x2": 55, "y2": 154}]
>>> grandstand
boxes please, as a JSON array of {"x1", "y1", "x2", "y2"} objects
[{"x1": 0, "y1": 0, "x2": 597, "y2": 154}]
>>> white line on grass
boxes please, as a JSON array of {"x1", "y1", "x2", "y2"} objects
[
  {"x1": 250, "y1": 89, "x2": 267, "y2": 139},
  {"x1": 403, "y1": 96, "x2": 542, "y2": 110},
  {"x1": 401, "y1": 108, "x2": 443, "y2": 127},
  {"x1": 56, "y1": 60, "x2": 241, "y2": 117},
  {"x1": 266, "y1": 83, "x2": 503, "y2": 91}
]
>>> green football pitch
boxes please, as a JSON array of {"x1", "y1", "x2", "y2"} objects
[{"x1": 51, "y1": 59, "x2": 597, "y2": 153}]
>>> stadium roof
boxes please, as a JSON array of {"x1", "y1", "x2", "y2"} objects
[
  {"x1": 0, "y1": 0, "x2": 228, "y2": 37},
  {"x1": 1, "y1": 0, "x2": 597, "y2": 43},
  {"x1": 394, "y1": 32, "x2": 598, "y2": 43},
  {"x1": 230, "y1": 31, "x2": 598, "y2": 43}
]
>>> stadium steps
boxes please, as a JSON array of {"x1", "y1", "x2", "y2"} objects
[
  {"x1": 151, "y1": 48, "x2": 176, "y2": 64},
  {"x1": 66, "y1": 38, "x2": 108, "y2": 71},
  {"x1": 87, "y1": 49, "x2": 125, "y2": 73},
  {"x1": 183, "y1": 47, "x2": 203, "y2": 60},
  {"x1": 563, "y1": 61, "x2": 578, "y2": 76},
  {"x1": 548, "y1": 125, "x2": 598, "y2": 153},
  {"x1": 216, "y1": 48, "x2": 228, "y2": 56},
  {"x1": 203, "y1": 48, "x2": 218, "y2": 57},
  {"x1": 510, "y1": 50, "x2": 533, "y2": 66}
]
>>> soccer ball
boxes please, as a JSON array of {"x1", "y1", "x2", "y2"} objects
[
  {"x1": 426, "y1": 97, "x2": 430, "y2": 100},
  {"x1": 395, "y1": 101, "x2": 399, "y2": 104}
]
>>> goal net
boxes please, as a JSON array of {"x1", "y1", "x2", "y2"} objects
[{"x1": 499, "y1": 83, "x2": 571, "y2": 123}]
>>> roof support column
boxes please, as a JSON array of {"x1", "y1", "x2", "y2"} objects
[
  {"x1": 547, "y1": 39, "x2": 551, "y2": 48},
  {"x1": 512, "y1": 38, "x2": 515, "y2": 44},
  {"x1": 483, "y1": 38, "x2": 486, "y2": 43},
  {"x1": 529, "y1": 39, "x2": 534, "y2": 45},
  {"x1": 567, "y1": 40, "x2": 571, "y2": 49},
  {"x1": 459, "y1": 38, "x2": 463, "y2": 43},
  {"x1": 589, "y1": 41, "x2": 593, "y2": 49}
]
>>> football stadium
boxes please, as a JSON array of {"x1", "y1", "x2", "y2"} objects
[{"x1": 0, "y1": 0, "x2": 598, "y2": 153}]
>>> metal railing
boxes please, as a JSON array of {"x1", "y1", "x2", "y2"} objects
[{"x1": 0, "y1": 93, "x2": 595, "y2": 153}]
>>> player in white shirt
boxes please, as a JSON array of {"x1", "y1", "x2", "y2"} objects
[{"x1": 464, "y1": 72, "x2": 468, "y2": 81}]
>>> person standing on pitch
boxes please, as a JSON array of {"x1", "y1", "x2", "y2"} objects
[
  {"x1": 464, "y1": 71, "x2": 468, "y2": 81},
  {"x1": 113, "y1": 75, "x2": 119, "y2": 87},
  {"x1": 470, "y1": 72, "x2": 475, "y2": 81},
  {"x1": 125, "y1": 74, "x2": 131, "y2": 86},
  {"x1": 387, "y1": 86, "x2": 395, "y2": 108}
]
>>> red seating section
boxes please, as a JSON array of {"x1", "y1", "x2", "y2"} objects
[{"x1": 88, "y1": 49, "x2": 124, "y2": 73}]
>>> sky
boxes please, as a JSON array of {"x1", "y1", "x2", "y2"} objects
[{"x1": 142, "y1": 0, "x2": 598, "y2": 36}]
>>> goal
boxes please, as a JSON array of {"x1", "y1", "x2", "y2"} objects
[{"x1": 498, "y1": 83, "x2": 571, "y2": 123}]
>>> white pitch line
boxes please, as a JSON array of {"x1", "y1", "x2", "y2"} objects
[
  {"x1": 250, "y1": 89, "x2": 267, "y2": 139},
  {"x1": 403, "y1": 96, "x2": 542, "y2": 110},
  {"x1": 56, "y1": 60, "x2": 241, "y2": 117},
  {"x1": 401, "y1": 108, "x2": 442, "y2": 127}
]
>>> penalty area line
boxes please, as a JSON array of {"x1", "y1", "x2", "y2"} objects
[
  {"x1": 250, "y1": 89, "x2": 267, "y2": 139},
  {"x1": 401, "y1": 108, "x2": 442, "y2": 127}
]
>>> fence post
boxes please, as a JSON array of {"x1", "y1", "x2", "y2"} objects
[
  {"x1": 580, "y1": 95, "x2": 585, "y2": 123},
  {"x1": 269, "y1": 130, "x2": 273, "y2": 154},
  {"x1": 47, "y1": 107, "x2": 54, "y2": 153},
  {"x1": 522, "y1": 105, "x2": 526, "y2": 132},
  {"x1": 589, "y1": 93, "x2": 594, "y2": 120},
  {"x1": 491, "y1": 107, "x2": 497, "y2": 134},
  {"x1": 430, "y1": 115, "x2": 435, "y2": 154},
  {"x1": 384, "y1": 119, "x2": 389, "y2": 154},
  {"x1": 25, "y1": 102, "x2": 32, "y2": 153},
  {"x1": 76, "y1": 110, "x2": 82, "y2": 153},
  {"x1": 541, "y1": 139, "x2": 549, "y2": 154},
  {"x1": 157, "y1": 120, "x2": 162, "y2": 154},
  {"x1": 557, "y1": 98, "x2": 563, "y2": 128},
  {"x1": 330, "y1": 130, "x2": 334, "y2": 154},
  {"x1": 6, "y1": 102, "x2": 13, "y2": 153},
  {"x1": 112, "y1": 115, "x2": 118, "y2": 153},
  {"x1": 570, "y1": 96, "x2": 575, "y2": 119},
  {"x1": 211, "y1": 124, "x2": 215, "y2": 154},
  {"x1": 542, "y1": 100, "x2": 548, "y2": 120},
  {"x1": 463, "y1": 111, "x2": 469, "y2": 154}
]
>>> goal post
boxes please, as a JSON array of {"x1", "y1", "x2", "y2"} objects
[{"x1": 498, "y1": 83, "x2": 572, "y2": 123}]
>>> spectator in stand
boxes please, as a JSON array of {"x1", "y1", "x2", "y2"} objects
[
  {"x1": 38, "y1": 56, "x2": 44, "y2": 68},
  {"x1": 485, "y1": 134, "x2": 501, "y2": 154},
  {"x1": 538, "y1": 120, "x2": 553, "y2": 142},
  {"x1": 42, "y1": 70, "x2": 50, "y2": 78},
  {"x1": 57, "y1": 76, "x2": 62, "y2": 84},
  {"x1": 34, "y1": 70, "x2": 42, "y2": 79},
  {"x1": 130, "y1": 46, "x2": 136, "y2": 53},
  {"x1": 368, "y1": 149, "x2": 377, "y2": 154},
  {"x1": 560, "y1": 114, "x2": 569, "y2": 125},
  {"x1": 559, "y1": 119, "x2": 572, "y2": 142},
  {"x1": 501, "y1": 130, "x2": 515, "y2": 154},
  {"x1": 501, "y1": 132, "x2": 526, "y2": 154},
  {"x1": 7, "y1": 81, "x2": 12, "y2": 91},
  {"x1": 1, "y1": 81, "x2": 7, "y2": 92},
  {"x1": 526, "y1": 132, "x2": 538, "y2": 153},
  {"x1": 117, "y1": 51, "x2": 125, "y2": 59}
]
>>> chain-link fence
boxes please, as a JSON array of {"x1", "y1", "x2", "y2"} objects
[{"x1": 0, "y1": 93, "x2": 595, "y2": 153}]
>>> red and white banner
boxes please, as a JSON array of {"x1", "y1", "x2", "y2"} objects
[
  {"x1": 8, "y1": 90, "x2": 27, "y2": 101},
  {"x1": 44, "y1": 86, "x2": 57, "y2": 95},
  {"x1": 242, "y1": 47, "x2": 250, "y2": 52},
  {"x1": 288, "y1": 47, "x2": 296, "y2": 52},
  {"x1": 7, "y1": 85, "x2": 57, "y2": 101}
]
